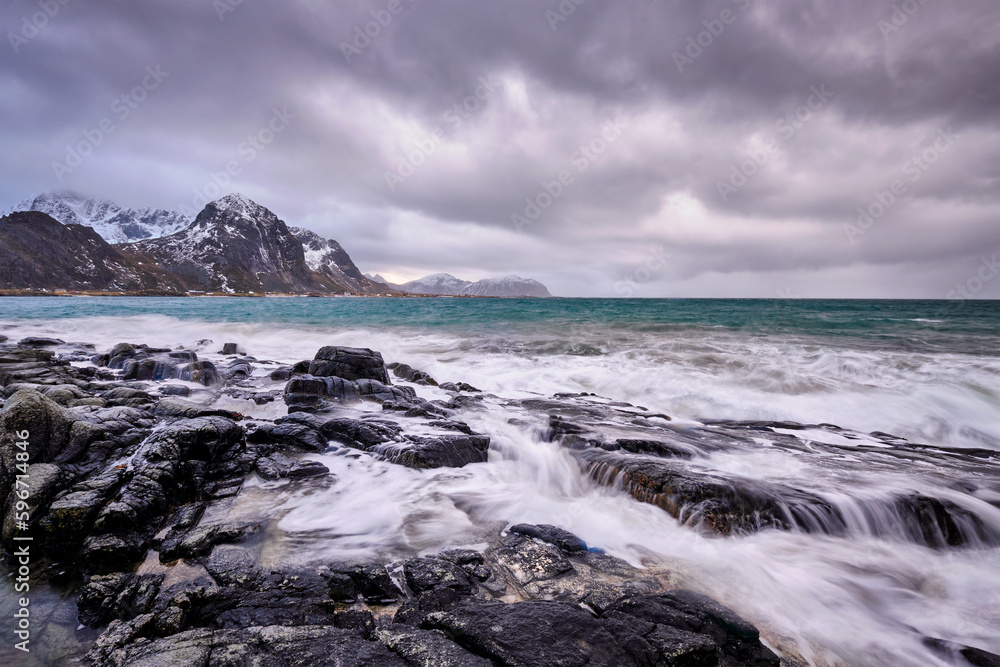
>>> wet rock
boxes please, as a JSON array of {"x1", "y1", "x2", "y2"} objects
[
  {"x1": 924, "y1": 637, "x2": 1000, "y2": 667},
  {"x1": 438, "y1": 382, "x2": 481, "y2": 393},
  {"x1": 604, "y1": 590, "x2": 780, "y2": 666},
  {"x1": 284, "y1": 374, "x2": 362, "y2": 411},
  {"x1": 176, "y1": 360, "x2": 220, "y2": 386},
  {"x1": 205, "y1": 545, "x2": 259, "y2": 587},
  {"x1": 490, "y1": 533, "x2": 574, "y2": 586},
  {"x1": 309, "y1": 345, "x2": 391, "y2": 383},
  {"x1": 323, "y1": 563, "x2": 402, "y2": 604},
  {"x1": 378, "y1": 434, "x2": 490, "y2": 469},
  {"x1": 80, "y1": 533, "x2": 148, "y2": 574},
  {"x1": 269, "y1": 367, "x2": 291, "y2": 381},
  {"x1": 376, "y1": 627, "x2": 492, "y2": 667},
  {"x1": 18, "y1": 336, "x2": 65, "y2": 346},
  {"x1": 510, "y1": 523, "x2": 588, "y2": 553},
  {"x1": 220, "y1": 342, "x2": 242, "y2": 355},
  {"x1": 423, "y1": 600, "x2": 633, "y2": 667},
  {"x1": 319, "y1": 417, "x2": 403, "y2": 449},
  {"x1": 255, "y1": 452, "x2": 329, "y2": 481},
  {"x1": 159, "y1": 384, "x2": 190, "y2": 397},
  {"x1": 334, "y1": 609, "x2": 376, "y2": 638},
  {"x1": 159, "y1": 523, "x2": 259, "y2": 562},
  {"x1": 247, "y1": 419, "x2": 326, "y2": 452},
  {"x1": 391, "y1": 363, "x2": 439, "y2": 386},
  {"x1": 225, "y1": 359, "x2": 253, "y2": 381},
  {"x1": 91, "y1": 624, "x2": 408, "y2": 667},
  {"x1": 0, "y1": 389, "x2": 75, "y2": 498},
  {"x1": 78, "y1": 572, "x2": 164, "y2": 627},
  {"x1": 153, "y1": 398, "x2": 242, "y2": 420},
  {"x1": 403, "y1": 557, "x2": 472, "y2": 595}
]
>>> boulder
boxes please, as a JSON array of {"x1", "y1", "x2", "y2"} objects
[{"x1": 309, "y1": 346, "x2": 390, "y2": 383}]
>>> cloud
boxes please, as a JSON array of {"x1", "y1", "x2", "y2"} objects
[{"x1": 1, "y1": 0, "x2": 998, "y2": 296}]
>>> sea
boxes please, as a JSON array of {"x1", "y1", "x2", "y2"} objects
[{"x1": 1, "y1": 296, "x2": 998, "y2": 665}]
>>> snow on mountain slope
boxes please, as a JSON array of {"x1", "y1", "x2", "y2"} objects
[
  {"x1": 8, "y1": 192, "x2": 191, "y2": 244},
  {"x1": 290, "y1": 227, "x2": 387, "y2": 294},
  {"x1": 460, "y1": 274, "x2": 551, "y2": 297},
  {"x1": 398, "y1": 273, "x2": 474, "y2": 295}
]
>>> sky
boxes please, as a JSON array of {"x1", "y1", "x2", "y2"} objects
[{"x1": 1, "y1": 0, "x2": 998, "y2": 298}]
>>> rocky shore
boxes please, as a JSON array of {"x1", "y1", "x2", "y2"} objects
[{"x1": 1, "y1": 335, "x2": 997, "y2": 666}]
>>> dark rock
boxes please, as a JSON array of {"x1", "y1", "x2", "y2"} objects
[
  {"x1": 91, "y1": 625, "x2": 409, "y2": 666},
  {"x1": 379, "y1": 434, "x2": 490, "y2": 469},
  {"x1": 490, "y1": 533, "x2": 574, "y2": 586},
  {"x1": 334, "y1": 609, "x2": 376, "y2": 638},
  {"x1": 78, "y1": 572, "x2": 164, "y2": 627},
  {"x1": 255, "y1": 452, "x2": 329, "y2": 480},
  {"x1": 376, "y1": 627, "x2": 492, "y2": 667},
  {"x1": 269, "y1": 367, "x2": 291, "y2": 381},
  {"x1": 403, "y1": 557, "x2": 472, "y2": 595},
  {"x1": 159, "y1": 384, "x2": 191, "y2": 397},
  {"x1": 924, "y1": 637, "x2": 1000, "y2": 667},
  {"x1": 153, "y1": 398, "x2": 242, "y2": 420},
  {"x1": 225, "y1": 359, "x2": 254, "y2": 381},
  {"x1": 291, "y1": 360, "x2": 311, "y2": 374},
  {"x1": 323, "y1": 563, "x2": 401, "y2": 603},
  {"x1": 159, "y1": 523, "x2": 259, "y2": 562},
  {"x1": 220, "y1": 342, "x2": 241, "y2": 355},
  {"x1": 309, "y1": 346, "x2": 390, "y2": 383},
  {"x1": 391, "y1": 363, "x2": 439, "y2": 386},
  {"x1": 176, "y1": 359, "x2": 220, "y2": 386},
  {"x1": 247, "y1": 419, "x2": 327, "y2": 452},
  {"x1": 80, "y1": 533, "x2": 148, "y2": 574},
  {"x1": 510, "y1": 523, "x2": 588, "y2": 553},
  {"x1": 0, "y1": 389, "x2": 75, "y2": 499},
  {"x1": 320, "y1": 417, "x2": 402, "y2": 449},
  {"x1": 18, "y1": 336, "x2": 65, "y2": 346},
  {"x1": 422, "y1": 600, "x2": 634, "y2": 667}
]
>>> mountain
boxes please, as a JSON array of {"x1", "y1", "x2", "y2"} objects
[
  {"x1": 365, "y1": 273, "x2": 390, "y2": 285},
  {"x1": 7, "y1": 192, "x2": 191, "y2": 244},
  {"x1": 398, "y1": 273, "x2": 473, "y2": 295},
  {"x1": 291, "y1": 227, "x2": 387, "y2": 294},
  {"x1": 461, "y1": 274, "x2": 551, "y2": 297},
  {"x1": 0, "y1": 211, "x2": 181, "y2": 292},
  {"x1": 391, "y1": 272, "x2": 552, "y2": 297}
]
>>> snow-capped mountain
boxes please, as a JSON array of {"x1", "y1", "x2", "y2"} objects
[
  {"x1": 461, "y1": 274, "x2": 551, "y2": 297},
  {"x1": 365, "y1": 273, "x2": 391, "y2": 285},
  {"x1": 389, "y1": 272, "x2": 551, "y2": 297},
  {"x1": 7, "y1": 192, "x2": 191, "y2": 244},
  {"x1": 290, "y1": 227, "x2": 387, "y2": 294},
  {"x1": 398, "y1": 273, "x2": 474, "y2": 295},
  {"x1": 122, "y1": 194, "x2": 322, "y2": 293}
]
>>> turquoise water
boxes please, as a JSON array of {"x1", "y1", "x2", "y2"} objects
[
  {"x1": 2, "y1": 297, "x2": 997, "y2": 353},
  {"x1": 2, "y1": 297, "x2": 999, "y2": 449}
]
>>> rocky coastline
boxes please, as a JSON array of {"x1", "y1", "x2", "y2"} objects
[{"x1": 1, "y1": 335, "x2": 997, "y2": 666}]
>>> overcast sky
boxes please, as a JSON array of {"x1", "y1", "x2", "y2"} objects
[{"x1": 1, "y1": 0, "x2": 998, "y2": 297}]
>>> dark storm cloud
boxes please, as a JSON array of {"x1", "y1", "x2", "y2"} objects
[{"x1": 1, "y1": 0, "x2": 997, "y2": 296}]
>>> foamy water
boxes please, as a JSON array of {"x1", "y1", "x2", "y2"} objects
[{"x1": 2, "y1": 297, "x2": 999, "y2": 665}]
